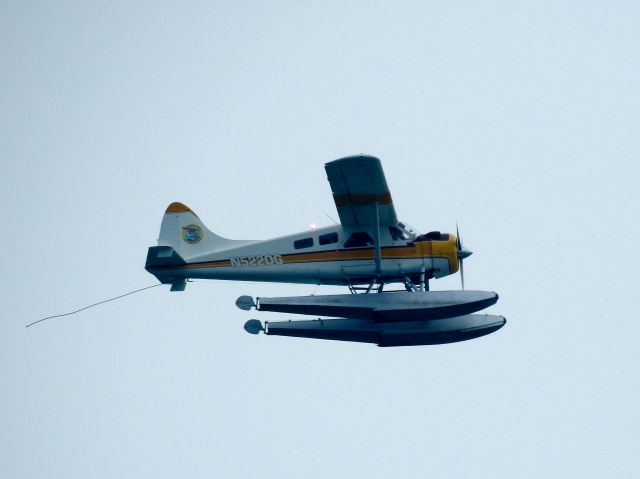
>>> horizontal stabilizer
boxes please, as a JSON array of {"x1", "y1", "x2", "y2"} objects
[
  {"x1": 146, "y1": 246, "x2": 187, "y2": 267},
  {"x1": 145, "y1": 246, "x2": 187, "y2": 285},
  {"x1": 261, "y1": 314, "x2": 506, "y2": 347},
  {"x1": 253, "y1": 290, "x2": 498, "y2": 322}
]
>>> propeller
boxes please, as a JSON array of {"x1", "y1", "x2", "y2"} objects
[{"x1": 456, "y1": 223, "x2": 473, "y2": 290}]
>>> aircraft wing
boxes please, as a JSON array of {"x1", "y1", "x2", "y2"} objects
[{"x1": 325, "y1": 155, "x2": 398, "y2": 226}]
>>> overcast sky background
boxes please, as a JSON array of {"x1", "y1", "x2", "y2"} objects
[{"x1": 2, "y1": 1, "x2": 639, "y2": 478}]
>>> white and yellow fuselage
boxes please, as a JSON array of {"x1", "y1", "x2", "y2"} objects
[
  {"x1": 144, "y1": 156, "x2": 504, "y2": 348},
  {"x1": 145, "y1": 202, "x2": 460, "y2": 288}
]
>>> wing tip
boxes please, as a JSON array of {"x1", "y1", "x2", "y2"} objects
[{"x1": 325, "y1": 154, "x2": 381, "y2": 168}]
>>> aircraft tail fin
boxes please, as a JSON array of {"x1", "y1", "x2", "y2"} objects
[
  {"x1": 145, "y1": 202, "x2": 255, "y2": 288},
  {"x1": 155, "y1": 202, "x2": 238, "y2": 260}
]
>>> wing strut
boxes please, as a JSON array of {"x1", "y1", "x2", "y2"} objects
[{"x1": 373, "y1": 201, "x2": 382, "y2": 278}]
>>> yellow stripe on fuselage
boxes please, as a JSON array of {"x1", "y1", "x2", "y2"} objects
[{"x1": 170, "y1": 238, "x2": 458, "y2": 273}]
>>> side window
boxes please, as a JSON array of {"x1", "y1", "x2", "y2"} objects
[
  {"x1": 344, "y1": 232, "x2": 374, "y2": 248},
  {"x1": 319, "y1": 232, "x2": 338, "y2": 245},
  {"x1": 294, "y1": 237, "x2": 314, "y2": 249}
]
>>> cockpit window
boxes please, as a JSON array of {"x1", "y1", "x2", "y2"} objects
[
  {"x1": 344, "y1": 232, "x2": 374, "y2": 248},
  {"x1": 398, "y1": 222, "x2": 419, "y2": 240},
  {"x1": 389, "y1": 226, "x2": 409, "y2": 241},
  {"x1": 294, "y1": 237, "x2": 314, "y2": 249}
]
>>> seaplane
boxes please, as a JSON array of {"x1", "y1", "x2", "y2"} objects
[{"x1": 145, "y1": 155, "x2": 506, "y2": 347}]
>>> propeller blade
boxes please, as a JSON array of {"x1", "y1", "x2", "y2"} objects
[{"x1": 455, "y1": 223, "x2": 470, "y2": 290}]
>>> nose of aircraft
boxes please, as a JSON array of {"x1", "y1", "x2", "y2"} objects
[{"x1": 457, "y1": 247, "x2": 473, "y2": 259}]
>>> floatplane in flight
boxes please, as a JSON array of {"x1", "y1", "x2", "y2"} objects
[{"x1": 145, "y1": 155, "x2": 505, "y2": 347}]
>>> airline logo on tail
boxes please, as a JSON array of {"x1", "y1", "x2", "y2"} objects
[{"x1": 181, "y1": 224, "x2": 203, "y2": 244}]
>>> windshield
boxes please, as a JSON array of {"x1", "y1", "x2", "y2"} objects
[{"x1": 398, "y1": 222, "x2": 420, "y2": 241}]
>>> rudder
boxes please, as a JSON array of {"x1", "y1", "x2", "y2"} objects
[{"x1": 156, "y1": 202, "x2": 237, "y2": 260}]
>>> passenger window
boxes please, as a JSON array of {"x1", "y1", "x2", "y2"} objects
[
  {"x1": 319, "y1": 232, "x2": 338, "y2": 245},
  {"x1": 294, "y1": 237, "x2": 314, "y2": 249},
  {"x1": 344, "y1": 232, "x2": 374, "y2": 248}
]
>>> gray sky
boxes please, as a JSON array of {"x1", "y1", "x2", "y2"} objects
[{"x1": 2, "y1": 1, "x2": 639, "y2": 477}]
